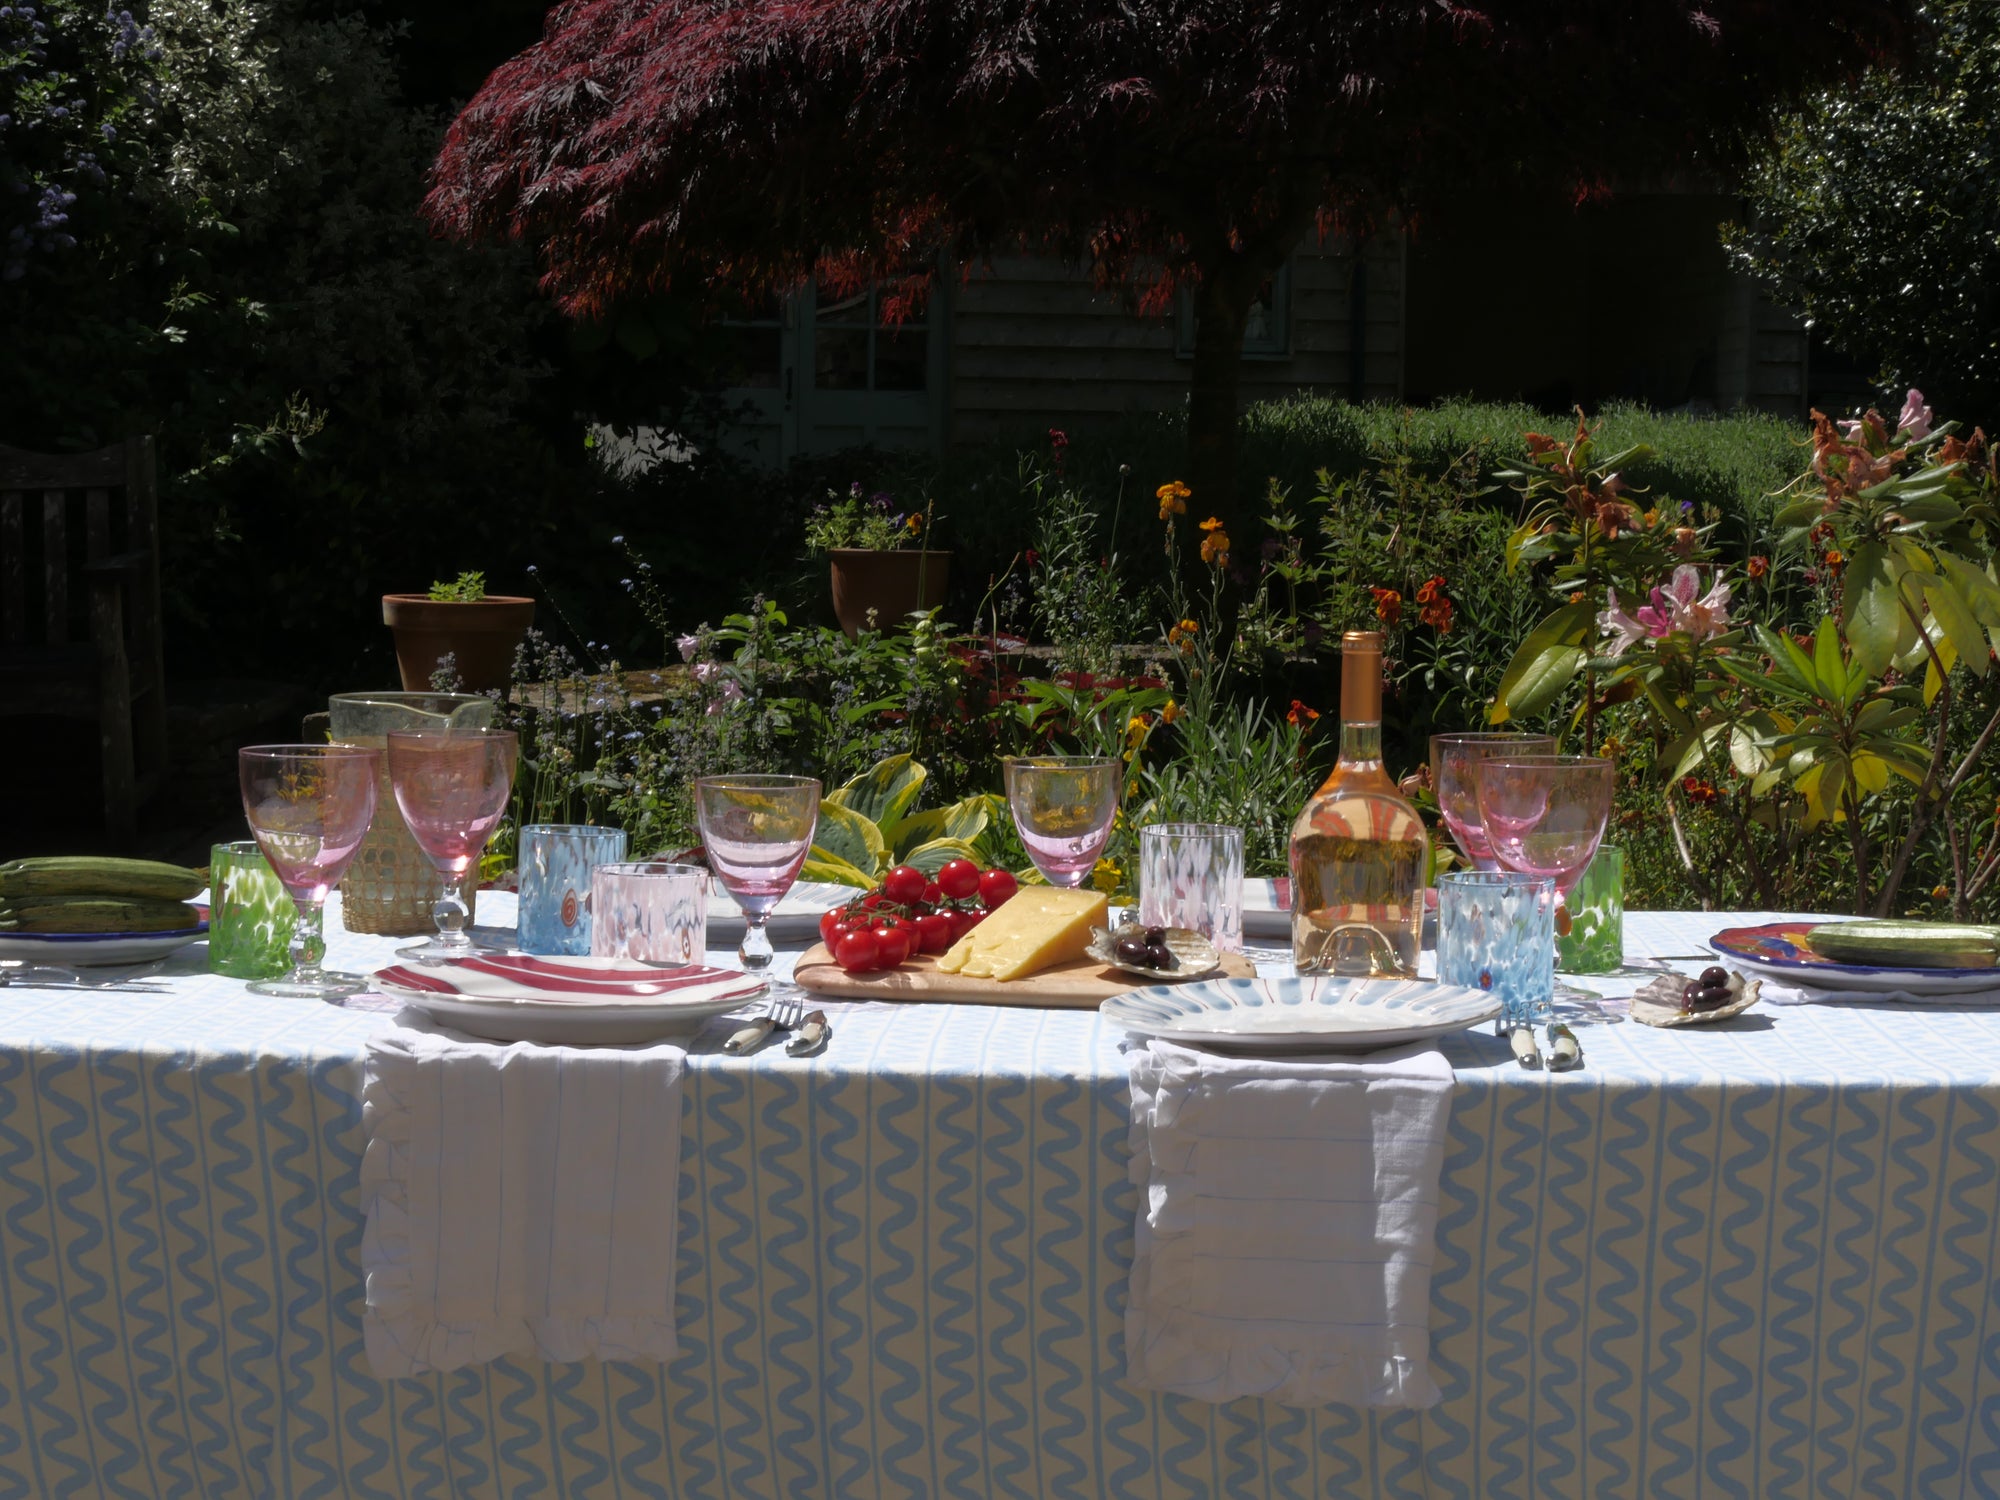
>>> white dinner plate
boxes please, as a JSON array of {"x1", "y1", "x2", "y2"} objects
[
  {"x1": 705, "y1": 880, "x2": 856, "y2": 941},
  {"x1": 1101, "y1": 973, "x2": 1502, "y2": 1054},
  {"x1": 1242, "y1": 878, "x2": 1292, "y2": 939},
  {"x1": 0, "y1": 919, "x2": 208, "y2": 967},
  {"x1": 374, "y1": 954, "x2": 767, "y2": 1045}
]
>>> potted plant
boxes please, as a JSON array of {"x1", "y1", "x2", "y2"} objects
[
  {"x1": 807, "y1": 485, "x2": 949, "y2": 637},
  {"x1": 381, "y1": 571, "x2": 536, "y2": 693}
]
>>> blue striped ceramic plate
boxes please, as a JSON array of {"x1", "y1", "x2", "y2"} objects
[{"x1": 1101, "y1": 973, "x2": 1501, "y2": 1053}]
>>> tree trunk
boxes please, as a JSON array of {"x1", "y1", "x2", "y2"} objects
[{"x1": 1186, "y1": 266, "x2": 1254, "y2": 519}]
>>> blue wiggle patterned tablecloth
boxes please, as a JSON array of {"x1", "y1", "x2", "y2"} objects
[{"x1": 0, "y1": 897, "x2": 1995, "y2": 1499}]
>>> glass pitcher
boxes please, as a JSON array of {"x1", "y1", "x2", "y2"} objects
[{"x1": 328, "y1": 692, "x2": 497, "y2": 935}]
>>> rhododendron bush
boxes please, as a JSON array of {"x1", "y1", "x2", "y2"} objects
[{"x1": 1492, "y1": 394, "x2": 2000, "y2": 916}]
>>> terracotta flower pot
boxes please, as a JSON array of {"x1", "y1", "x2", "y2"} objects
[
  {"x1": 827, "y1": 549, "x2": 951, "y2": 637},
  {"x1": 381, "y1": 595, "x2": 536, "y2": 693}
]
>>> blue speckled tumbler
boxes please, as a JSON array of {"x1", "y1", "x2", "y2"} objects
[
  {"x1": 1436, "y1": 870, "x2": 1555, "y2": 1028},
  {"x1": 518, "y1": 825, "x2": 629, "y2": 955}
]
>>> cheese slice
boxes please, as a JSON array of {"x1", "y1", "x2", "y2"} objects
[{"x1": 935, "y1": 886, "x2": 1109, "y2": 981}]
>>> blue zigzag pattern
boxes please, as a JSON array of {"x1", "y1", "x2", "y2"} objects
[{"x1": 0, "y1": 1005, "x2": 1992, "y2": 1499}]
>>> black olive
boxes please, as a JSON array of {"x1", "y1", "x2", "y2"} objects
[
  {"x1": 1691, "y1": 984, "x2": 1733, "y2": 1011},
  {"x1": 1698, "y1": 965, "x2": 1730, "y2": 989},
  {"x1": 1143, "y1": 926, "x2": 1168, "y2": 945},
  {"x1": 1147, "y1": 945, "x2": 1178, "y2": 970},
  {"x1": 1115, "y1": 937, "x2": 1152, "y2": 965}
]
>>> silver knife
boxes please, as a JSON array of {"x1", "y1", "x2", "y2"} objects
[
  {"x1": 723, "y1": 1016, "x2": 778, "y2": 1055},
  {"x1": 785, "y1": 1011, "x2": 830, "y2": 1056}
]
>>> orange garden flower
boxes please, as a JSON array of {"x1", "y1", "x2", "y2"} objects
[
  {"x1": 1287, "y1": 699, "x2": 1320, "y2": 727},
  {"x1": 1370, "y1": 586, "x2": 1403, "y2": 624},
  {"x1": 1680, "y1": 776, "x2": 1718, "y2": 807},
  {"x1": 1124, "y1": 714, "x2": 1149, "y2": 748},
  {"x1": 1199, "y1": 520, "x2": 1231, "y2": 566},
  {"x1": 1746, "y1": 555, "x2": 1770, "y2": 581},
  {"x1": 905, "y1": 513, "x2": 922, "y2": 534},
  {"x1": 1157, "y1": 481, "x2": 1190, "y2": 519},
  {"x1": 1415, "y1": 576, "x2": 1454, "y2": 634},
  {"x1": 1825, "y1": 548, "x2": 1846, "y2": 575},
  {"x1": 1160, "y1": 699, "x2": 1181, "y2": 724},
  {"x1": 1166, "y1": 618, "x2": 1198, "y2": 654}
]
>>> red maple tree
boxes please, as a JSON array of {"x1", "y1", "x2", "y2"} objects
[{"x1": 427, "y1": 1, "x2": 1907, "y2": 507}]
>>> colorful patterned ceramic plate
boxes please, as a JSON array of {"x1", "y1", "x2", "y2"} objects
[
  {"x1": 1101, "y1": 973, "x2": 1501, "y2": 1054},
  {"x1": 1708, "y1": 921, "x2": 2000, "y2": 996},
  {"x1": 374, "y1": 955, "x2": 767, "y2": 1044},
  {"x1": 0, "y1": 909, "x2": 208, "y2": 967}
]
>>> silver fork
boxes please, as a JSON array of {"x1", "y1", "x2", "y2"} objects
[{"x1": 723, "y1": 993, "x2": 804, "y2": 1055}]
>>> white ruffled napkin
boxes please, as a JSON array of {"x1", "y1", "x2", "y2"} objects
[
  {"x1": 1124, "y1": 1038, "x2": 1453, "y2": 1409},
  {"x1": 360, "y1": 1013, "x2": 685, "y2": 1377}
]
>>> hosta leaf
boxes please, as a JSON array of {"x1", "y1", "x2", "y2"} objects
[
  {"x1": 811, "y1": 800, "x2": 888, "y2": 878},
  {"x1": 886, "y1": 796, "x2": 997, "y2": 861},
  {"x1": 827, "y1": 754, "x2": 927, "y2": 827},
  {"x1": 800, "y1": 852, "x2": 877, "y2": 889},
  {"x1": 901, "y1": 837, "x2": 983, "y2": 877}
]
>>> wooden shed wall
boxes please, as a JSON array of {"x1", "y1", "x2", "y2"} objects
[{"x1": 946, "y1": 238, "x2": 1405, "y2": 444}]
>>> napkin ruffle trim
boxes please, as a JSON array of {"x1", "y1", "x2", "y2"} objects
[{"x1": 358, "y1": 1039, "x2": 678, "y2": 1378}]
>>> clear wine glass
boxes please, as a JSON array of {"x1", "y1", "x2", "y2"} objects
[
  {"x1": 238, "y1": 744, "x2": 382, "y2": 998},
  {"x1": 694, "y1": 774, "x2": 821, "y2": 975},
  {"x1": 1429, "y1": 732, "x2": 1556, "y2": 870},
  {"x1": 1474, "y1": 754, "x2": 1620, "y2": 1024},
  {"x1": 386, "y1": 728, "x2": 519, "y2": 962},
  {"x1": 1003, "y1": 756, "x2": 1120, "y2": 888}
]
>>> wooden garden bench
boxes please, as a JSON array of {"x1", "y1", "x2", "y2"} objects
[{"x1": 0, "y1": 436, "x2": 167, "y2": 841}]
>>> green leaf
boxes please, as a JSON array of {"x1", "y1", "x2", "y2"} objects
[
  {"x1": 1812, "y1": 615, "x2": 1846, "y2": 696},
  {"x1": 1937, "y1": 552, "x2": 2000, "y2": 627},
  {"x1": 827, "y1": 754, "x2": 927, "y2": 827},
  {"x1": 1923, "y1": 575, "x2": 1990, "y2": 677},
  {"x1": 900, "y1": 838, "x2": 984, "y2": 877},
  {"x1": 811, "y1": 800, "x2": 888, "y2": 879},
  {"x1": 886, "y1": 795, "x2": 996, "y2": 861},
  {"x1": 1772, "y1": 496, "x2": 1824, "y2": 530},
  {"x1": 800, "y1": 853, "x2": 877, "y2": 889},
  {"x1": 1839, "y1": 541, "x2": 1900, "y2": 676},
  {"x1": 1490, "y1": 600, "x2": 1596, "y2": 722}
]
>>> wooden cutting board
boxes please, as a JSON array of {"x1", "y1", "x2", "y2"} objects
[{"x1": 792, "y1": 942, "x2": 1257, "y2": 1009}]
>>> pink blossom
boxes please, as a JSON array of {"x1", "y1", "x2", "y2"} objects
[
  {"x1": 704, "y1": 678, "x2": 745, "y2": 715},
  {"x1": 1597, "y1": 566, "x2": 1731, "y2": 657},
  {"x1": 1597, "y1": 589, "x2": 1654, "y2": 658},
  {"x1": 676, "y1": 633, "x2": 701, "y2": 662},
  {"x1": 1895, "y1": 388, "x2": 1933, "y2": 440}
]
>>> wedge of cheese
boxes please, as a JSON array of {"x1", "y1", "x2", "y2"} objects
[{"x1": 935, "y1": 886, "x2": 1109, "y2": 981}]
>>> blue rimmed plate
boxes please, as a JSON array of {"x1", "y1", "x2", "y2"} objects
[
  {"x1": 1101, "y1": 973, "x2": 1502, "y2": 1053},
  {"x1": 1709, "y1": 921, "x2": 2000, "y2": 996},
  {"x1": 0, "y1": 909, "x2": 208, "y2": 967}
]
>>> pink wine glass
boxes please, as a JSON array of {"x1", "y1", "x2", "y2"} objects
[
  {"x1": 387, "y1": 729, "x2": 519, "y2": 962},
  {"x1": 1429, "y1": 732, "x2": 1556, "y2": 869},
  {"x1": 694, "y1": 774, "x2": 820, "y2": 977},
  {"x1": 1475, "y1": 754, "x2": 1619, "y2": 1023},
  {"x1": 1004, "y1": 756, "x2": 1120, "y2": 888},
  {"x1": 238, "y1": 744, "x2": 381, "y2": 998}
]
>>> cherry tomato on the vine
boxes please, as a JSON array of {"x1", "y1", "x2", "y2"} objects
[
  {"x1": 914, "y1": 912, "x2": 955, "y2": 954},
  {"x1": 920, "y1": 881, "x2": 943, "y2": 906},
  {"x1": 872, "y1": 922, "x2": 912, "y2": 966},
  {"x1": 946, "y1": 906, "x2": 986, "y2": 941},
  {"x1": 882, "y1": 865, "x2": 927, "y2": 906},
  {"x1": 833, "y1": 929, "x2": 883, "y2": 973},
  {"x1": 819, "y1": 909, "x2": 844, "y2": 945},
  {"x1": 977, "y1": 868, "x2": 1018, "y2": 909},
  {"x1": 937, "y1": 859, "x2": 981, "y2": 901}
]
